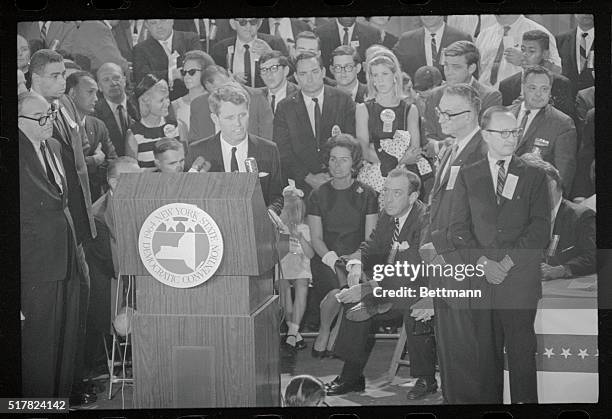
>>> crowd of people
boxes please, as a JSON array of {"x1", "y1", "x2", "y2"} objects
[{"x1": 18, "y1": 15, "x2": 596, "y2": 406}]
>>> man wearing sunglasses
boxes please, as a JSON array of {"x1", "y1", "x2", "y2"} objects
[
  {"x1": 329, "y1": 45, "x2": 367, "y2": 103},
  {"x1": 258, "y1": 50, "x2": 298, "y2": 114},
  {"x1": 449, "y1": 106, "x2": 550, "y2": 404},
  {"x1": 508, "y1": 65, "x2": 577, "y2": 195},
  {"x1": 211, "y1": 18, "x2": 288, "y2": 88}
]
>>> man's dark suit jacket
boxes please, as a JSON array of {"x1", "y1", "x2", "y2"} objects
[
  {"x1": 188, "y1": 87, "x2": 274, "y2": 143},
  {"x1": 259, "y1": 18, "x2": 311, "y2": 43},
  {"x1": 132, "y1": 30, "x2": 202, "y2": 99},
  {"x1": 381, "y1": 31, "x2": 399, "y2": 50},
  {"x1": 82, "y1": 115, "x2": 118, "y2": 202},
  {"x1": 173, "y1": 19, "x2": 232, "y2": 53},
  {"x1": 510, "y1": 103, "x2": 577, "y2": 194},
  {"x1": 393, "y1": 25, "x2": 472, "y2": 79},
  {"x1": 273, "y1": 86, "x2": 356, "y2": 191},
  {"x1": 424, "y1": 130, "x2": 486, "y2": 307},
  {"x1": 316, "y1": 20, "x2": 381, "y2": 69},
  {"x1": 354, "y1": 82, "x2": 368, "y2": 103},
  {"x1": 499, "y1": 71, "x2": 575, "y2": 118},
  {"x1": 549, "y1": 199, "x2": 596, "y2": 276},
  {"x1": 93, "y1": 96, "x2": 140, "y2": 156},
  {"x1": 571, "y1": 108, "x2": 595, "y2": 199},
  {"x1": 211, "y1": 34, "x2": 289, "y2": 88},
  {"x1": 112, "y1": 20, "x2": 141, "y2": 62},
  {"x1": 450, "y1": 156, "x2": 551, "y2": 309},
  {"x1": 185, "y1": 133, "x2": 285, "y2": 214},
  {"x1": 575, "y1": 86, "x2": 594, "y2": 130},
  {"x1": 556, "y1": 29, "x2": 595, "y2": 93},
  {"x1": 259, "y1": 81, "x2": 300, "y2": 112},
  {"x1": 53, "y1": 94, "x2": 96, "y2": 243},
  {"x1": 423, "y1": 78, "x2": 502, "y2": 142}
]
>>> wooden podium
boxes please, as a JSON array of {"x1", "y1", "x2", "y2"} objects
[{"x1": 113, "y1": 173, "x2": 280, "y2": 408}]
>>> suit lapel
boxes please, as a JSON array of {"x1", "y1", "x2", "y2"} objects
[
  {"x1": 416, "y1": 29, "x2": 427, "y2": 65},
  {"x1": 321, "y1": 87, "x2": 336, "y2": 139},
  {"x1": 295, "y1": 93, "x2": 316, "y2": 140},
  {"x1": 569, "y1": 30, "x2": 578, "y2": 76},
  {"x1": 517, "y1": 106, "x2": 546, "y2": 151},
  {"x1": 209, "y1": 134, "x2": 225, "y2": 172}
]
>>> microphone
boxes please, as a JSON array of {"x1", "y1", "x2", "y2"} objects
[{"x1": 188, "y1": 156, "x2": 207, "y2": 173}]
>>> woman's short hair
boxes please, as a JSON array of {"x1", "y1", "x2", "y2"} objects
[
  {"x1": 284, "y1": 375, "x2": 326, "y2": 407},
  {"x1": 201, "y1": 64, "x2": 230, "y2": 87},
  {"x1": 183, "y1": 50, "x2": 215, "y2": 73},
  {"x1": 387, "y1": 166, "x2": 421, "y2": 195},
  {"x1": 322, "y1": 133, "x2": 363, "y2": 175},
  {"x1": 208, "y1": 83, "x2": 250, "y2": 115}
]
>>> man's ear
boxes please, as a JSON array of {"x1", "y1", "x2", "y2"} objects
[
  {"x1": 229, "y1": 19, "x2": 237, "y2": 31},
  {"x1": 154, "y1": 158, "x2": 161, "y2": 170},
  {"x1": 468, "y1": 63, "x2": 477, "y2": 77},
  {"x1": 542, "y1": 49, "x2": 550, "y2": 61},
  {"x1": 210, "y1": 112, "x2": 220, "y2": 127},
  {"x1": 355, "y1": 63, "x2": 362, "y2": 74}
]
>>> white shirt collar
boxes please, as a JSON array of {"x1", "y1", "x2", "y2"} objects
[
  {"x1": 349, "y1": 82, "x2": 360, "y2": 100},
  {"x1": 394, "y1": 204, "x2": 413, "y2": 233},
  {"x1": 220, "y1": 133, "x2": 249, "y2": 172},
  {"x1": 336, "y1": 20, "x2": 355, "y2": 41},
  {"x1": 158, "y1": 31, "x2": 174, "y2": 51},
  {"x1": 269, "y1": 79, "x2": 288, "y2": 96},
  {"x1": 302, "y1": 87, "x2": 324, "y2": 104},
  {"x1": 519, "y1": 101, "x2": 542, "y2": 116},
  {"x1": 454, "y1": 126, "x2": 480, "y2": 157},
  {"x1": 105, "y1": 96, "x2": 127, "y2": 112},
  {"x1": 424, "y1": 22, "x2": 445, "y2": 39},
  {"x1": 498, "y1": 15, "x2": 525, "y2": 31},
  {"x1": 487, "y1": 152, "x2": 513, "y2": 171},
  {"x1": 577, "y1": 26, "x2": 595, "y2": 38}
]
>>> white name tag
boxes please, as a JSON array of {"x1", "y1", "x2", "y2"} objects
[
  {"x1": 502, "y1": 173, "x2": 519, "y2": 200},
  {"x1": 350, "y1": 40, "x2": 360, "y2": 49},
  {"x1": 446, "y1": 166, "x2": 460, "y2": 190}
]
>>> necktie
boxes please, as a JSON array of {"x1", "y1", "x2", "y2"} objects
[
  {"x1": 116, "y1": 104, "x2": 127, "y2": 136},
  {"x1": 270, "y1": 94, "x2": 276, "y2": 114},
  {"x1": 518, "y1": 109, "x2": 531, "y2": 143},
  {"x1": 440, "y1": 142, "x2": 458, "y2": 182},
  {"x1": 244, "y1": 44, "x2": 252, "y2": 87},
  {"x1": 41, "y1": 22, "x2": 48, "y2": 44},
  {"x1": 230, "y1": 147, "x2": 239, "y2": 172},
  {"x1": 387, "y1": 217, "x2": 401, "y2": 263},
  {"x1": 342, "y1": 27, "x2": 349, "y2": 45},
  {"x1": 431, "y1": 33, "x2": 438, "y2": 66},
  {"x1": 489, "y1": 25, "x2": 511, "y2": 86},
  {"x1": 198, "y1": 19, "x2": 207, "y2": 39},
  {"x1": 40, "y1": 140, "x2": 61, "y2": 194},
  {"x1": 496, "y1": 160, "x2": 506, "y2": 204},
  {"x1": 312, "y1": 97, "x2": 321, "y2": 146},
  {"x1": 474, "y1": 15, "x2": 482, "y2": 39},
  {"x1": 274, "y1": 21, "x2": 281, "y2": 38},
  {"x1": 580, "y1": 32, "x2": 589, "y2": 72}
]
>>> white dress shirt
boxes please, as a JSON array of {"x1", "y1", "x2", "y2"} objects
[
  {"x1": 30, "y1": 137, "x2": 65, "y2": 193},
  {"x1": 348, "y1": 82, "x2": 359, "y2": 101},
  {"x1": 232, "y1": 39, "x2": 259, "y2": 83},
  {"x1": 575, "y1": 27, "x2": 595, "y2": 73},
  {"x1": 517, "y1": 102, "x2": 542, "y2": 135},
  {"x1": 395, "y1": 204, "x2": 413, "y2": 236},
  {"x1": 193, "y1": 18, "x2": 210, "y2": 38},
  {"x1": 440, "y1": 126, "x2": 480, "y2": 180},
  {"x1": 302, "y1": 88, "x2": 325, "y2": 138},
  {"x1": 487, "y1": 152, "x2": 513, "y2": 192},
  {"x1": 157, "y1": 31, "x2": 175, "y2": 56},
  {"x1": 336, "y1": 20, "x2": 355, "y2": 45},
  {"x1": 220, "y1": 133, "x2": 249, "y2": 172},
  {"x1": 446, "y1": 15, "x2": 496, "y2": 39},
  {"x1": 130, "y1": 20, "x2": 146, "y2": 45},
  {"x1": 268, "y1": 18, "x2": 294, "y2": 43},
  {"x1": 476, "y1": 15, "x2": 561, "y2": 88},
  {"x1": 424, "y1": 23, "x2": 445, "y2": 66},
  {"x1": 269, "y1": 80, "x2": 288, "y2": 112},
  {"x1": 105, "y1": 96, "x2": 128, "y2": 132}
]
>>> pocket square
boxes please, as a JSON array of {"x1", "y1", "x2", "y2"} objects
[
  {"x1": 398, "y1": 241, "x2": 410, "y2": 251},
  {"x1": 258, "y1": 172, "x2": 269, "y2": 178}
]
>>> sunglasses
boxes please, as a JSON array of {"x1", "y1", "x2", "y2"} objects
[
  {"x1": 180, "y1": 68, "x2": 202, "y2": 77},
  {"x1": 235, "y1": 18, "x2": 261, "y2": 27}
]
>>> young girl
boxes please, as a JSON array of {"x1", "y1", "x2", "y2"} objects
[
  {"x1": 283, "y1": 375, "x2": 327, "y2": 407},
  {"x1": 127, "y1": 74, "x2": 180, "y2": 170},
  {"x1": 278, "y1": 180, "x2": 314, "y2": 350}
]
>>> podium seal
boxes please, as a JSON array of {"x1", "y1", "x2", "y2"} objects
[{"x1": 138, "y1": 203, "x2": 224, "y2": 288}]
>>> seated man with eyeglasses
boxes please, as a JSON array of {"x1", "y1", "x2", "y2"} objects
[
  {"x1": 329, "y1": 45, "x2": 368, "y2": 103},
  {"x1": 258, "y1": 50, "x2": 298, "y2": 114},
  {"x1": 211, "y1": 18, "x2": 288, "y2": 88}
]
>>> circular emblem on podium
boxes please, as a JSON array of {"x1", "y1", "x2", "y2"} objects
[{"x1": 138, "y1": 203, "x2": 224, "y2": 288}]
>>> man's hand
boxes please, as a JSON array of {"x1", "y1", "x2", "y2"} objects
[
  {"x1": 399, "y1": 145, "x2": 422, "y2": 165},
  {"x1": 336, "y1": 283, "x2": 366, "y2": 304},
  {"x1": 541, "y1": 263, "x2": 567, "y2": 281},
  {"x1": 92, "y1": 143, "x2": 105, "y2": 166},
  {"x1": 479, "y1": 256, "x2": 509, "y2": 284},
  {"x1": 232, "y1": 72, "x2": 248, "y2": 85},
  {"x1": 423, "y1": 139, "x2": 440, "y2": 159},
  {"x1": 411, "y1": 308, "x2": 434, "y2": 322},
  {"x1": 322, "y1": 250, "x2": 339, "y2": 271},
  {"x1": 124, "y1": 129, "x2": 138, "y2": 159},
  {"x1": 305, "y1": 172, "x2": 331, "y2": 189},
  {"x1": 347, "y1": 263, "x2": 362, "y2": 287},
  {"x1": 503, "y1": 47, "x2": 522, "y2": 66}
]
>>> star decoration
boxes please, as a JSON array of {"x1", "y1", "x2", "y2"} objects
[
  {"x1": 182, "y1": 219, "x2": 198, "y2": 232},
  {"x1": 164, "y1": 218, "x2": 180, "y2": 231},
  {"x1": 578, "y1": 349, "x2": 589, "y2": 359},
  {"x1": 561, "y1": 348, "x2": 572, "y2": 359},
  {"x1": 543, "y1": 347, "x2": 554, "y2": 358}
]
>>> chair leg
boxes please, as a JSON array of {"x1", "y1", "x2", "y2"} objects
[{"x1": 387, "y1": 321, "x2": 409, "y2": 381}]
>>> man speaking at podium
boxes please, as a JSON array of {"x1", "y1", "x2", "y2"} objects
[{"x1": 186, "y1": 83, "x2": 286, "y2": 214}]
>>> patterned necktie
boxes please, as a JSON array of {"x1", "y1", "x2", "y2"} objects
[
  {"x1": 243, "y1": 44, "x2": 252, "y2": 87},
  {"x1": 230, "y1": 147, "x2": 239, "y2": 172},
  {"x1": 580, "y1": 32, "x2": 589, "y2": 72},
  {"x1": 40, "y1": 140, "x2": 61, "y2": 194},
  {"x1": 342, "y1": 27, "x2": 349, "y2": 45},
  {"x1": 312, "y1": 97, "x2": 321, "y2": 146},
  {"x1": 496, "y1": 160, "x2": 506, "y2": 204},
  {"x1": 41, "y1": 22, "x2": 48, "y2": 44},
  {"x1": 489, "y1": 25, "x2": 511, "y2": 86},
  {"x1": 274, "y1": 22, "x2": 281, "y2": 38},
  {"x1": 387, "y1": 217, "x2": 401, "y2": 263},
  {"x1": 270, "y1": 94, "x2": 276, "y2": 114},
  {"x1": 431, "y1": 33, "x2": 438, "y2": 66}
]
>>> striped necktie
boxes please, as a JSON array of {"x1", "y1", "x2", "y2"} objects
[
  {"x1": 41, "y1": 22, "x2": 48, "y2": 45},
  {"x1": 431, "y1": 33, "x2": 438, "y2": 66},
  {"x1": 496, "y1": 160, "x2": 506, "y2": 204},
  {"x1": 387, "y1": 217, "x2": 401, "y2": 263},
  {"x1": 489, "y1": 25, "x2": 511, "y2": 86},
  {"x1": 580, "y1": 32, "x2": 589, "y2": 73}
]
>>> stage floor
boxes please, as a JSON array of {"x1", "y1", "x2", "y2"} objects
[{"x1": 78, "y1": 338, "x2": 443, "y2": 409}]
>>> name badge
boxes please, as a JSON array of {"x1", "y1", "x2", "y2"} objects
[
  {"x1": 416, "y1": 157, "x2": 433, "y2": 176},
  {"x1": 446, "y1": 165, "x2": 460, "y2": 190},
  {"x1": 502, "y1": 173, "x2": 519, "y2": 200},
  {"x1": 350, "y1": 40, "x2": 360, "y2": 49},
  {"x1": 380, "y1": 109, "x2": 395, "y2": 133},
  {"x1": 534, "y1": 138, "x2": 549, "y2": 147},
  {"x1": 331, "y1": 125, "x2": 342, "y2": 136}
]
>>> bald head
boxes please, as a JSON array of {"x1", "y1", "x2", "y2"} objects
[{"x1": 97, "y1": 62, "x2": 126, "y2": 103}]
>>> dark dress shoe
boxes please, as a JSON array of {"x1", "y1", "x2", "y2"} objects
[
  {"x1": 311, "y1": 348, "x2": 333, "y2": 359},
  {"x1": 406, "y1": 376, "x2": 438, "y2": 400},
  {"x1": 326, "y1": 375, "x2": 366, "y2": 396},
  {"x1": 69, "y1": 390, "x2": 97, "y2": 406},
  {"x1": 346, "y1": 294, "x2": 392, "y2": 322}
]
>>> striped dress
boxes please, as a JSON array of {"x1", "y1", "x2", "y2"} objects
[{"x1": 130, "y1": 119, "x2": 180, "y2": 168}]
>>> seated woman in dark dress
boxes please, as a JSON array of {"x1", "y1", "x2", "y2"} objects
[{"x1": 308, "y1": 134, "x2": 379, "y2": 358}]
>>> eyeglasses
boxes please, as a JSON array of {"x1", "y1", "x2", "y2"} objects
[
  {"x1": 435, "y1": 107, "x2": 471, "y2": 121},
  {"x1": 19, "y1": 111, "x2": 57, "y2": 126},
  {"x1": 100, "y1": 75, "x2": 124, "y2": 84},
  {"x1": 180, "y1": 68, "x2": 202, "y2": 77},
  {"x1": 331, "y1": 64, "x2": 356, "y2": 73},
  {"x1": 484, "y1": 129, "x2": 523, "y2": 139},
  {"x1": 235, "y1": 18, "x2": 261, "y2": 27},
  {"x1": 260, "y1": 64, "x2": 285, "y2": 75}
]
